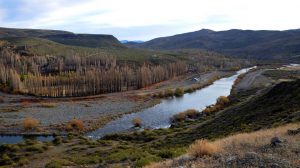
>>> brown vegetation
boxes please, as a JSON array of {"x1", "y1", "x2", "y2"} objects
[
  {"x1": 171, "y1": 109, "x2": 199, "y2": 123},
  {"x1": 174, "y1": 88, "x2": 184, "y2": 97},
  {"x1": 132, "y1": 118, "x2": 142, "y2": 128},
  {"x1": 187, "y1": 139, "x2": 219, "y2": 157},
  {"x1": 164, "y1": 88, "x2": 174, "y2": 97},
  {"x1": 39, "y1": 103, "x2": 56, "y2": 108},
  {"x1": 0, "y1": 44, "x2": 186, "y2": 97},
  {"x1": 22, "y1": 118, "x2": 39, "y2": 130},
  {"x1": 216, "y1": 96, "x2": 230, "y2": 106},
  {"x1": 66, "y1": 119, "x2": 84, "y2": 131},
  {"x1": 203, "y1": 96, "x2": 230, "y2": 115}
]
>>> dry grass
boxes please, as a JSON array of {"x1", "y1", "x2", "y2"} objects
[
  {"x1": 23, "y1": 118, "x2": 39, "y2": 130},
  {"x1": 188, "y1": 139, "x2": 220, "y2": 157},
  {"x1": 146, "y1": 123, "x2": 300, "y2": 168},
  {"x1": 66, "y1": 119, "x2": 84, "y2": 131},
  {"x1": 213, "y1": 123, "x2": 300, "y2": 153},
  {"x1": 132, "y1": 118, "x2": 142, "y2": 128}
]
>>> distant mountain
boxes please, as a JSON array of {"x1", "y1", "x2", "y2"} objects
[
  {"x1": 120, "y1": 40, "x2": 144, "y2": 44},
  {"x1": 0, "y1": 27, "x2": 125, "y2": 49},
  {"x1": 133, "y1": 29, "x2": 300, "y2": 62}
]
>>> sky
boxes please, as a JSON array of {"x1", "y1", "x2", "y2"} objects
[{"x1": 0, "y1": 0, "x2": 300, "y2": 40}]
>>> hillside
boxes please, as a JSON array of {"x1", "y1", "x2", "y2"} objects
[
  {"x1": 132, "y1": 29, "x2": 300, "y2": 62},
  {"x1": 43, "y1": 34, "x2": 125, "y2": 48},
  {"x1": 0, "y1": 27, "x2": 72, "y2": 38},
  {"x1": 0, "y1": 27, "x2": 124, "y2": 49},
  {"x1": 147, "y1": 123, "x2": 300, "y2": 168}
]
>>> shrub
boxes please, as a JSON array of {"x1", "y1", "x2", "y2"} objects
[
  {"x1": 164, "y1": 88, "x2": 174, "y2": 97},
  {"x1": 202, "y1": 96, "x2": 230, "y2": 115},
  {"x1": 25, "y1": 145, "x2": 45, "y2": 153},
  {"x1": 23, "y1": 118, "x2": 39, "y2": 130},
  {"x1": 175, "y1": 88, "x2": 184, "y2": 97},
  {"x1": 45, "y1": 160, "x2": 63, "y2": 168},
  {"x1": 132, "y1": 118, "x2": 142, "y2": 128},
  {"x1": 171, "y1": 109, "x2": 199, "y2": 123},
  {"x1": 18, "y1": 157, "x2": 29, "y2": 166},
  {"x1": 202, "y1": 105, "x2": 218, "y2": 115},
  {"x1": 188, "y1": 139, "x2": 219, "y2": 157},
  {"x1": 52, "y1": 136, "x2": 62, "y2": 145},
  {"x1": 217, "y1": 96, "x2": 230, "y2": 106},
  {"x1": 158, "y1": 92, "x2": 164, "y2": 98},
  {"x1": 1, "y1": 154, "x2": 13, "y2": 165},
  {"x1": 158, "y1": 150, "x2": 175, "y2": 158},
  {"x1": 185, "y1": 87, "x2": 195, "y2": 93},
  {"x1": 66, "y1": 119, "x2": 84, "y2": 131}
]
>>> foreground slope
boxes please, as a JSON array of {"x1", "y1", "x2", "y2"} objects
[
  {"x1": 147, "y1": 123, "x2": 300, "y2": 168},
  {"x1": 133, "y1": 29, "x2": 300, "y2": 62}
]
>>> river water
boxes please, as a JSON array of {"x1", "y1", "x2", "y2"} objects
[{"x1": 87, "y1": 67, "x2": 255, "y2": 139}]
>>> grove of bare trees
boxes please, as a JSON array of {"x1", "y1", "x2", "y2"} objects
[{"x1": 0, "y1": 44, "x2": 186, "y2": 97}]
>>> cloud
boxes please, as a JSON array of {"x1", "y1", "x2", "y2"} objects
[{"x1": 1, "y1": 0, "x2": 300, "y2": 40}]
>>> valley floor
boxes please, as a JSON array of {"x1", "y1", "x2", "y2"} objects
[{"x1": 0, "y1": 70, "x2": 230, "y2": 135}]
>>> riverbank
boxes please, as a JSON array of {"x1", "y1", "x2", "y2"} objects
[{"x1": 0, "y1": 70, "x2": 233, "y2": 135}]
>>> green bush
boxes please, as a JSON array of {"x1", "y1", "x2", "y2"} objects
[
  {"x1": 157, "y1": 150, "x2": 175, "y2": 158},
  {"x1": 164, "y1": 88, "x2": 174, "y2": 97},
  {"x1": 175, "y1": 88, "x2": 184, "y2": 97},
  {"x1": 25, "y1": 145, "x2": 44, "y2": 153},
  {"x1": 1, "y1": 154, "x2": 13, "y2": 165},
  {"x1": 17, "y1": 157, "x2": 29, "y2": 166},
  {"x1": 45, "y1": 160, "x2": 62, "y2": 168},
  {"x1": 52, "y1": 137, "x2": 62, "y2": 145}
]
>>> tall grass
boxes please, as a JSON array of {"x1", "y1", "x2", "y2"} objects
[{"x1": 188, "y1": 139, "x2": 220, "y2": 157}]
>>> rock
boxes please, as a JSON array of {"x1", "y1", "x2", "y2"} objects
[
  {"x1": 244, "y1": 152, "x2": 259, "y2": 160},
  {"x1": 270, "y1": 163, "x2": 281, "y2": 168},
  {"x1": 270, "y1": 137, "x2": 283, "y2": 147},
  {"x1": 225, "y1": 155, "x2": 237, "y2": 166},
  {"x1": 239, "y1": 152, "x2": 261, "y2": 166},
  {"x1": 287, "y1": 128, "x2": 300, "y2": 135},
  {"x1": 174, "y1": 154, "x2": 193, "y2": 165}
]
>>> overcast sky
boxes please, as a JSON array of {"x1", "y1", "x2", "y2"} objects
[{"x1": 0, "y1": 0, "x2": 300, "y2": 40}]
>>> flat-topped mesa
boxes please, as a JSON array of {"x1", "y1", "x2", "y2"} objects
[{"x1": 43, "y1": 33, "x2": 125, "y2": 48}]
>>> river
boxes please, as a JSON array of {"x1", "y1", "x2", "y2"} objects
[{"x1": 87, "y1": 67, "x2": 255, "y2": 139}]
